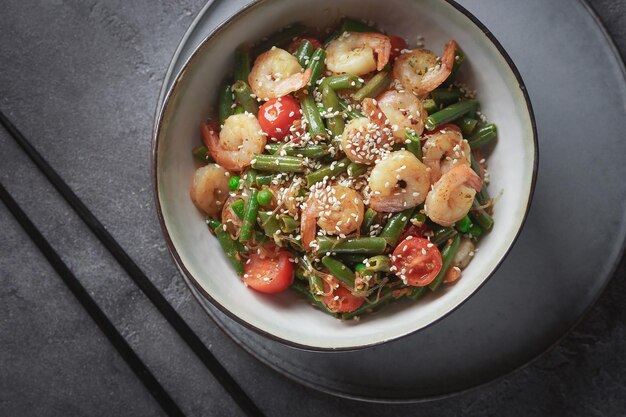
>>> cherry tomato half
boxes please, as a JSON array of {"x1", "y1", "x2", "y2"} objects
[
  {"x1": 321, "y1": 279, "x2": 365, "y2": 313},
  {"x1": 391, "y1": 237, "x2": 443, "y2": 287},
  {"x1": 258, "y1": 96, "x2": 301, "y2": 141},
  {"x1": 389, "y1": 35, "x2": 408, "y2": 61},
  {"x1": 286, "y1": 36, "x2": 323, "y2": 53},
  {"x1": 427, "y1": 123, "x2": 462, "y2": 135},
  {"x1": 243, "y1": 248, "x2": 294, "y2": 294}
]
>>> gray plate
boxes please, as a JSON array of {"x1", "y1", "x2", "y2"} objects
[{"x1": 156, "y1": 0, "x2": 626, "y2": 402}]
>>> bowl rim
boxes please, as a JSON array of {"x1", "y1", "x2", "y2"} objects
[{"x1": 151, "y1": 0, "x2": 539, "y2": 352}]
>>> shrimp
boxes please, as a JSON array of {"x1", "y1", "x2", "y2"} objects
[
  {"x1": 249, "y1": 48, "x2": 312, "y2": 100},
  {"x1": 340, "y1": 98, "x2": 394, "y2": 164},
  {"x1": 443, "y1": 237, "x2": 475, "y2": 283},
  {"x1": 189, "y1": 164, "x2": 230, "y2": 218},
  {"x1": 326, "y1": 32, "x2": 391, "y2": 75},
  {"x1": 392, "y1": 40, "x2": 457, "y2": 97},
  {"x1": 424, "y1": 164, "x2": 482, "y2": 227},
  {"x1": 202, "y1": 114, "x2": 266, "y2": 172},
  {"x1": 301, "y1": 185, "x2": 364, "y2": 248},
  {"x1": 368, "y1": 150, "x2": 430, "y2": 213},
  {"x1": 422, "y1": 128, "x2": 471, "y2": 183},
  {"x1": 377, "y1": 90, "x2": 427, "y2": 140}
]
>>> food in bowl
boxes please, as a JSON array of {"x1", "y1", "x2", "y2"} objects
[{"x1": 188, "y1": 18, "x2": 498, "y2": 320}]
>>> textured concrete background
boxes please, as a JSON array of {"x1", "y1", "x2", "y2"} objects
[{"x1": 0, "y1": 0, "x2": 625, "y2": 416}]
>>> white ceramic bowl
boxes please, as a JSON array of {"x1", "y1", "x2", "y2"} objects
[{"x1": 153, "y1": 0, "x2": 537, "y2": 351}]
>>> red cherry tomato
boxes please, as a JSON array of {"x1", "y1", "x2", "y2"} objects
[
  {"x1": 389, "y1": 35, "x2": 408, "y2": 61},
  {"x1": 321, "y1": 280, "x2": 365, "y2": 313},
  {"x1": 243, "y1": 248, "x2": 294, "y2": 294},
  {"x1": 258, "y1": 96, "x2": 301, "y2": 141},
  {"x1": 427, "y1": 123, "x2": 462, "y2": 134},
  {"x1": 391, "y1": 237, "x2": 443, "y2": 287},
  {"x1": 286, "y1": 36, "x2": 323, "y2": 53}
]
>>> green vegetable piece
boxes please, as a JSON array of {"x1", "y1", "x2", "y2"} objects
[
  {"x1": 294, "y1": 39, "x2": 314, "y2": 67},
  {"x1": 301, "y1": 94, "x2": 327, "y2": 137},
  {"x1": 347, "y1": 162, "x2": 368, "y2": 177},
  {"x1": 455, "y1": 215, "x2": 473, "y2": 233},
  {"x1": 360, "y1": 208, "x2": 378, "y2": 235},
  {"x1": 430, "y1": 87, "x2": 462, "y2": 106},
  {"x1": 252, "y1": 154, "x2": 306, "y2": 173},
  {"x1": 210, "y1": 222, "x2": 245, "y2": 275},
  {"x1": 218, "y1": 84, "x2": 234, "y2": 125},
  {"x1": 424, "y1": 99, "x2": 478, "y2": 131},
  {"x1": 353, "y1": 71, "x2": 391, "y2": 101},
  {"x1": 232, "y1": 80, "x2": 258, "y2": 115},
  {"x1": 306, "y1": 157, "x2": 349, "y2": 186},
  {"x1": 468, "y1": 123, "x2": 497, "y2": 149},
  {"x1": 230, "y1": 199, "x2": 245, "y2": 220},
  {"x1": 405, "y1": 131, "x2": 422, "y2": 160},
  {"x1": 192, "y1": 145, "x2": 213, "y2": 163},
  {"x1": 455, "y1": 116, "x2": 478, "y2": 136},
  {"x1": 316, "y1": 236, "x2": 387, "y2": 255},
  {"x1": 320, "y1": 74, "x2": 363, "y2": 91},
  {"x1": 228, "y1": 175, "x2": 240, "y2": 191},
  {"x1": 233, "y1": 47, "x2": 251, "y2": 83},
  {"x1": 322, "y1": 256, "x2": 356, "y2": 288},
  {"x1": 321, "y1": 83, "x2": 345, "y2": 138},
  {"x1": 239, "y1": 189, "x2": 260, "y2": 243},
  {"x1": 423, "y1": 98, "x2": 438, "y2": 115},
  {"x1": 379, "y1": 208, "x2": 415, "y2": 246},
  {"x1": 256, "y1": 189, "x2": 273, "y2": 206},
  {"x1": 429, "y1": 233, "x2": 461, "y2": 290},
  {"x1": 307, "y1": 48, "x2": 327, "y2": 88}
]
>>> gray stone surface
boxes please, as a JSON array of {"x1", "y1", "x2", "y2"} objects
[{"x1": 0, "y1": 0, "x2": 625, "y2": 416}]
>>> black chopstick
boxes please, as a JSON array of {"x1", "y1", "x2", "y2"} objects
[
  {"x1": 0, "y1": 110, "x2": 264, "y2": 417},
  {"x1": 0, "y1": 181, "x2": 186, "y2": 417}
]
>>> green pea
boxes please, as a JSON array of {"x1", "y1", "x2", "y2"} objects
[
  {"x1": 256, "y1": 189, "x2": 273, "y2": 206},
  {"x1": 228, "y1": 175, "x2": 240, "y2": 191}
]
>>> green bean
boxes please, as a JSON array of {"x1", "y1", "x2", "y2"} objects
[
  {"x1": 455, "y1": 116, "x2": 478, "y2": 136},
  {"x1": 299, "y1": 255, "x2": 326, "y2": 297},
  {"x1": 210, "y1": 222, "x2": 245, "y2": 275},
  {"x1": 252, "y1": 154, "x2": 306, "y2": 173},
  {"x1": 192, "y1": 145, "x2": 213, "y2": 163},
  {"x1": 322, "y1": 256, "x2": 355, "y2": 288},
  {"x1": 279, "y1": 215, "x2": 299, "y2": 233},
  {"x1": 469, "y1": 224, "x2": 483, "y2": 239},
  {"x1": 455, "y1": 215, "x2": 473, "y2": 233},
  {"x1": 362, "y1": 255, "x2": 391, "y2": 273},
  {"x1": 360, "y1": 208, "x2": 378, "y2": 234},
  {"x1": 316, "y1": 236, "x2": 387, "y2": 255},
  {"x1": 233, "y1": 105, "x2": 245, "y2": 115},
  {"x1": 468, "y1": 124, "x2": 497, "y2": 149},
  {"x1": 258, "y1": 211, "x2": 281, "y2": 239},
  {"x1": 294, "y1": 39, "x2": 314, "y2": 67},
  {"x1": 230, "y1": 199, "x2": 245, "y2": 220},
  {"x1": 321, "y1": 83, "x2": 345, "y2": 137},
  {"x1": 244, "y1": 168, "x2": 257, "y2": 188},
  {"x1": 321, "y1": 74, "x2": 363, "y2": 91},
  {"x1": 470, "y1": 200, "x2": 494, "y2": 231},
  {"x1": 232, "y1": 80, "x2": 258, "y2": 115},
  {"x1": 424, "y1": 99, "x2": 478, "y2": 131},
  {"x1": 444, "y1": 48, "x2": 465, "y2": 85},
  {"x1": 265, "y1": 142, "x2": 329, "y2": 159},
  {"x1": 255, "y1": 174, "x2": 273, "y2": 187},
  {"x1": 353, "y1": 71, "x2": 391, "y2": 101},
  {"x1": 432, "y1": 227, "x2": 457, "y2": 247},
  {"x1": 429, "y1": 233, "x2": 461, "y2": 290},
  {"x1": 218, "y1": 84, "x2": 234, "y2": 125},
  {"x1": 338, "y1": 99, "x2": 364, "y2": 119},
  {"x1": 233, "y1": 47, "x2": 251, "y2": 83},
  {"x1": 405, "y1": 131, "x2": 422, "y2": 160},
  {"x1": 307, "y1": 48, "x2": 326, "y2": 88},
  {"x1": 347, "y1": 162, "x2": 368, "y2": 177},
  {"x1": 306, "y1": 157, "x2": 349, "y2": 186},
  {"x1": 253, "y1": 23, "x2": 306, "y2": 55},
  {"x1": 470, "y1": 152, "x2": 491, "y2": 205},
  {"x1": 407, "y1": 286, "x2": 426, "y2": 300},
  {"x1": 301, "y1": 94, "x2": 327, "y2": 137},
  {"x1": 430, "y1": 87, "x2": 462, "y2": 106},
  {"x1": 411, "y1": 211, "x2": 427, "y2": 225},
  {"x1": 423, "y1": 98, "x2": 439, "y2": 115},
  {"x1": 239, "y1": 189, "x2": 260, "y2": 242},
  {"x1": 379, "y1": 208, "x2": 415, "y2": 246}
]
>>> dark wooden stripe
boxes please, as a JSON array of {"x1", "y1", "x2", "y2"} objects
[
  {"x1": 0, "y1": 111, "x2": 264, "y2": 417},
  {"x1": 0, "y1": 181, "x2": 186, "y2": 417}
]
